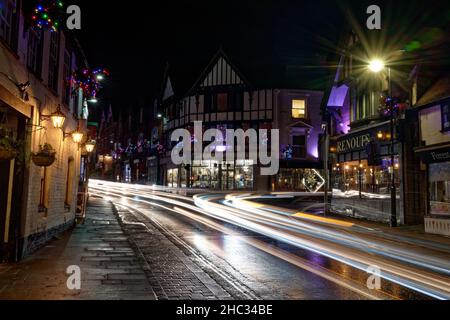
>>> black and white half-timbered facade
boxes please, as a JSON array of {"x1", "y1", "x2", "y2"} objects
[{"x1": 156, "y1": 49, "x2": 324, "y2": 191}]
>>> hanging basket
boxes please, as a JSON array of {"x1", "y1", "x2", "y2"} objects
[
  {"x1": 32, "y1": 153, "x2": 56, "y2": 167},
  {"x1": 0, "y1": 147, "x2": 18, "y2": 161},
  {"x1": 32, "y1": 144, "x2": 56, "y2": 167}
]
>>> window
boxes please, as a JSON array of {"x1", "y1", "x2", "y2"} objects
[
  {"x1": 232, "y1": 91, "x2": 243, "y2": 111},
  {"x1": 62, "y1": 49, "x2": 72, "y2": 107},
  {"x1": 39, "y1": 167, "x2": 51, "y2": 213},
  {"x1": 0, "y1": 0, "x2": 17, "y2": 50},
  {"x1": 65, "y1": 158, "x2": 75, "y2": 207},
  {"x1": 48, "y1": 31, "x2": 60, "y2": 92},
  {"x1": 27, "y1": 28, "x2": 43, "y2": 76},
  {"x1": 204, "y1": 93, "x2": 213, "y2": 113},
  {"x1": 217, "y1": 93, "x2": 228, "y2": 112},
  {"x1": 442, "y1": 103, "x2": 450, "y2": 132},
  {"x1": 292, "y1": 100, "x2": 306, "y2": 119},
  {"x1": 292, "y1": 135, "x2": 306, "y2": 159}
]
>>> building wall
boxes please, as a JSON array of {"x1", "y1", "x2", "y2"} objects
[
  {"x1": 419, "y1": 105, "x2": 450, "y2": 145},
  {"x1": 275, "y1": 89, "x2": 324, "y2": 160},
  {"x1": 0, "y1": 5, "x2": 86, "y2": 259}
]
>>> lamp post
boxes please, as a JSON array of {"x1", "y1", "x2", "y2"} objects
[{"x1": 368, "y1": 59, "x2": 397, "y2": 227}]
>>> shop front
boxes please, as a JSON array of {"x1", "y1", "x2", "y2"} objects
[
  {"x1": 330, "y1": 122, "x2": 403, "y2": 223},
  {"x1": 166, "y1": 160, "x2": 254, "y2": 190},
  {"x1": 275, "y1": 161, "x2": 325, "y2": 192},
  {"x1": 416, "y1": 144, "x2": 450, "y2": 236}
]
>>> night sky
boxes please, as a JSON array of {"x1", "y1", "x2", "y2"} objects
[{"x1": 70, "y1": 0, "x2": 450, "y2": 120}]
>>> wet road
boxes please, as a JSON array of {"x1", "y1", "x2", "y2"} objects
[{"x1": 89, "y1": 180, "x2": 449, "y2": 300}]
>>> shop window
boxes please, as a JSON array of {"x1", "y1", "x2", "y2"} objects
[
  {"x1": 65, "y1": 158, "x2": 75, "y2": 208},
  {"x1": 27, "y1": 28, "x2": 44, "y2": 77},
  {"x1": 442, "y1": 103, "x2": 450, "y2": 132},
  {"x1": 167, "y1": 169, "x2": 178, "y2": 187},
  {"x1": 332, "y1": 158, "x2": 400, "y2": 196},
  {"x1": 292, "y1": 135, "x2": 306, "y2": 159},
  {"x1": 0, "y1": 0, "x2": 17, "y2": 50},
  {"x1": 292, "y1": 100, "x2": 306, "y2": 119},
  {"x1": 429, "y1": 162, "x2": 450, "y2": 216}
]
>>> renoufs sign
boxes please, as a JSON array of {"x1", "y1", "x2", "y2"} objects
[{"x1": 337, "y1": 134, "x2": 371, "y2": 153}]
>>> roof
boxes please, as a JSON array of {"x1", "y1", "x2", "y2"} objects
[
  {"x1": 416, "y1": 73, "x2": 450, "y2": 107},
  {"x1": 159, "y1": 46, "x2": 333, "y2": 100}
]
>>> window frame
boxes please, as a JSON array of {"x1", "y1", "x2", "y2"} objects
[
  {"x1": 441, "y1": 102, "x2": 450, "y2": 133},
  {"x1": 0, "y1": 0, "x2": 18, "y2": 51},
  {"x1": 48, "y1": 31, "x2": 61, "y2": 93},
  {"x1": 292, "y1": 134, "x2": 307, "y2": 159},
  {"x1": 27, "y1": 27, "x2": 44, "y2": 77},
  {"x1": 62, "y1": 48, "x2": 72, "y2": 108},
  {"x1": 292, "y1": 99, "x2": 307, "y2": 119}
]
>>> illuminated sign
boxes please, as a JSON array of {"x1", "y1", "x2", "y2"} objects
[{"x1": 337, "y1": 134, "x2": 371, "y2": 153}]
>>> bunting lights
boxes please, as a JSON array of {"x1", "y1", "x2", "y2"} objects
[{"x1": 70, "y1": 68, "x2": 110, "y2": 101}]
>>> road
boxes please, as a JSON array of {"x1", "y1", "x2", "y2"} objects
[{"x1": 89, "y1": 180, "x2": 450, "y2": 300}]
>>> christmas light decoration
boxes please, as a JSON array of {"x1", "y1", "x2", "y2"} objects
[
  {"x1": 70, "y1": 68, "x2": 110, "y2": 100},
  {"x1": 32, "y1": 0, "x2": 65, "y2": 32}
]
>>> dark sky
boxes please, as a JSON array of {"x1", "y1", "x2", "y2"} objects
[{"x1": 69, "y1": 0, "x2": 450, "y2": 119}]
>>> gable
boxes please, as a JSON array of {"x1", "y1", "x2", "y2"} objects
[
  {"x1": 163, "y1": 76, "x2": 174, "y2": 101},
  {"x1": 200, "y1": 56, "x2": 245, "y2": 88}
]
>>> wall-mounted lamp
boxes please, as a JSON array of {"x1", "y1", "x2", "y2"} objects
[
  {"x1": 85, "y1": 140, "x2": 96, "y2": 153},
  {"x1": 40, "y1": 105, "x2": 66, "y2": 129},
  {"x1": 64, "y1": 121, "x2": 84, "y2": 144}
]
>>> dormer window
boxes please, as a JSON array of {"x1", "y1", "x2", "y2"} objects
[{"x1": 292, "y1": 99, "x2": 306, "y2": 119}]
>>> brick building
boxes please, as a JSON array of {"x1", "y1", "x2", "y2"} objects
[{"x1": 0, "y1": 0, "x2": 90, "y2": 261}]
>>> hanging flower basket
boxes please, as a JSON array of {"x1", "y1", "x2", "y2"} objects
[
  {"x1": 32, "y1": 143, "x2": 56, "y2": 167},
  {"x1": 0, "y1": 147, "x2": 18, "y2": 161},
  {"x1": 0, "y1": 127, "x2": 19, "y2": 161}
]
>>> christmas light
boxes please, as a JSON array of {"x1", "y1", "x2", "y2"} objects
[{"x1": 32, "y1": 1, "x2": 65, "y2": 32}]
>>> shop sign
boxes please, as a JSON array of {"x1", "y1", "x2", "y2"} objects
[
  {"x1": 419, "y1": 147, "x2": 450, "y2": 163},
  {"x1": 337, "y1": 134, "x2": 371, "y2": 153}
]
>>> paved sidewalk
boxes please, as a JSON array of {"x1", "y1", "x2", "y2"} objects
[{"x1": 0, "y1": 198, "x2": 157, "y2": 300}]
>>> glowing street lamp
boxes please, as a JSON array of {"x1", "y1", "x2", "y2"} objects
[
  {"x1": 40, "y1": 105, "x2": 66, "y2": 129},
  {"x1": 368, "y1": 59, "x2": 385, "y2": 73},
  {"x1": 85, "y1": 140, "x2": 96, "y2": 153},
  {"x1": 71, "y1": 130, "x2": 84, "y2": 144}
]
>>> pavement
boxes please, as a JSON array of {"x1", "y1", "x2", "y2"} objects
[{"x1": 0, "y1": 197, "x2": 238, "y2": 300}]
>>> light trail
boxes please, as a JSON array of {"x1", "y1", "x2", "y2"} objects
[{"x1": 89, "y1": 180, "x2": 450, "y2": 300}]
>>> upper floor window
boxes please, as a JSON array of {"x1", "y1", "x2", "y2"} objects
[
  {"x1": 217, "y1": 93, "x2": 228, "y2": 112},
  {"x1": 62, "y1": 49, "x2": 72, "y2": 107},
  {"x1": 292, "y1": 99, "x2": 306, "y2": 119},
  {"x1": 27, "y1": 28, "x2": 43, "y2": 77},
  {"x1": 48, "y1": 31, "x2": 60, "y2": 92},
  {"x1": 292, "y1": 135, "x2": 306, "y2": 159},
  {"x1": 0, "y1": 0, "x2": 17, "y2": 50},
  {"x1": 442, "y1": 103, "x2": 450, "y2": 132}
]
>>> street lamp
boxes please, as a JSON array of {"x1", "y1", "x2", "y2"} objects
[
  {"x1": 368, "y1": 58, "x2": 397, "y2": 227},
  {"x1": 85, "y1": 140, "x2": 96, "y2": 153},
  {"x1": 40, "y1": 105, "x2": 66, "y2": 129}
]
